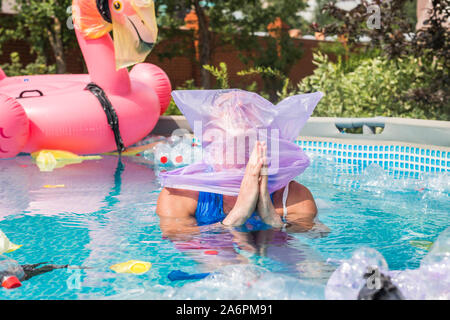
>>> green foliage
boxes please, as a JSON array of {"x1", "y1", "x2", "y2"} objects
[
  {"x1": 155, "y1": 0, "x2": 306, "y2": 93},
  {"x1": 307, "y1": 0, "x2": 449, "y2": 119},
  {"x1": 237, "y1": 65, "x2": 286, "y2": 80},
  {"x1": 164, "y1": 62, "x2": 278, "y2": 115},
  {"x1": 0, "y1": 0, "x2": 76, "y2": 73},
  {"x1": 316, "y1": 41, "x2": 381, "y2": 73},
  {"x1": 203, "y1": 62, "x2": 229, "y2": 89},
  {"x1": 237, "y1": 65, "x2": 292, "y2": 101},
  {"x1": 298, "y1": 51, "x2": 448, "y2": 120},
  {"x1": 311, "y1": 0, "x2": 339, "y2": 27},
  {"x1": 1, "y1": 52, "x2": 56, "y2": 76},
  {"x1": 234, "y1": 28, "x2": 303, "y2": 101},
  {"x1": 204, "y1": 63, "x2": 275, "y2": 100}
]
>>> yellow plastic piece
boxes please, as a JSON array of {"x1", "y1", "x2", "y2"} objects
[
  {"x1": 110, "y1": 260, "x2": 152, "y2": 274},
  {"x1": 410, "y1": 240, "x2": 433, "y2": 250},
  {"x1": 43, "y1": 184, "x2": 66, "y2": 189},
  {"x1": 0, "y1": 230, "x2": 22, "y2": 254},
  {"x1": 103, "y1": 141, "x2": 162, "y2": 156},
  {"x1": 31, "y1": 150, "x2": 102, "y2": 172}
]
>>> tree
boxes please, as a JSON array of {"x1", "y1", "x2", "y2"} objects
[
  {"x1": 155, "y1": 0, "x2": 307, "y2": 94},
  {"x1": 0, "y1": 0, "x2": 76, "y2": 74},
  {"x1": 304, "y1": 0, "x2": 449, "y2": 118},
  {"x1": 155, "y1": 0, "x2": 214, "y2": 88}
]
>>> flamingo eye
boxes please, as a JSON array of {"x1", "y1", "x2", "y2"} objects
[{"x1": 112, "y1": 0, "x2": 124, "y2": 12}]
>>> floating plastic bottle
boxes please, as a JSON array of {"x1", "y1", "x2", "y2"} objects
[
  {"x1": 170, "y1": 139, "x2": 194, "y2": 166},
  {"x1": 153, "y1": 142, "x2": 172, "y2": 166},
  {"x1": 0, "y1": 255, "x2": 25, "y2": 289},
  {"x1": 325, "y1": 227, "x2": 450, "y2": 300},
  {"x1": 0, "y1": 230, "x2": 22, "y2": 255},
  {"x1": 391, "y1": 227, "x2": 450, "y2": 300},
  {"x1": 325, "y1": 247, "x2": 389, "y2": 300}
]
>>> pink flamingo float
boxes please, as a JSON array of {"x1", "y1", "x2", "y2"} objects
[{"x1": 0, "y1": 0, "x2": 171, "y2": 158}]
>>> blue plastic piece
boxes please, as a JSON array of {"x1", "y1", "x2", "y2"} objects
[{"x1": 168, "y1": 270, "x2": 210, "y2": 281}]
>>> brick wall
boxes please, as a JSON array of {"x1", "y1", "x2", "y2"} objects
[
  {"x1": 151, "y1": 34, "x2": 328, "y2": 90},
  {"x1": 0, "y1": 23, "x2": 326, "y2": 89}
]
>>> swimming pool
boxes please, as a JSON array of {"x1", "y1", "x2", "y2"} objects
[{"x1": 0, "y1": 142, "x2": 448, "y2": 300}]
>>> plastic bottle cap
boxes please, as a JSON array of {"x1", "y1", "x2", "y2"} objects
[{"x1": 2, "y1": 276, "x2": 22, "y2": 289}]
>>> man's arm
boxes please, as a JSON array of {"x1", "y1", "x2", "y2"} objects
[{"x1": 156, "y1": 187, "x2": 200, "y2": 239}]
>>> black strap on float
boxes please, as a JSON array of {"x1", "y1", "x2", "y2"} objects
[
  {"x1": 16, "y1": 90, "x2": 44, "y2": 99},
  {"x1": 96, "y1": 0, "x2": 112, "y2": 23},
  {"x1": 85, "y1": 82, "x2": 125, "y2": 155}
]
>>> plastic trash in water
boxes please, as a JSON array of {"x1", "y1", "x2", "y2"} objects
[
  {"x1": 0, "y1": 255, "x2": 25, "y2": 289},
  {"x1": 325, "y1": 247, "x2": 389, "y2": 300},
  {"x1": 204, "y1": 250, "x2": 219, "y2": 255},
  {"x1": 393, "y1": 227, "x2": 450, "y2": 300},
  {"x1": 159, "y1": 89, "x2": 324, "y2": 196},
  {"x1": 147, "y1": 135, "x2": 199, "y2": 168},
  {"x1": 325, "y1": 227, "x2": 450, "y2": 300},
  {"x1": 0, "y1": 230, "x2": 22, "y2": 255},
  {"x1": 409, "y1": 240, "x2": 434, "y2": 250},
  {"x1": 168, "y1": 270, "x2": 210, "y2": 281},
  {"x1": 110, "y1": 260, "x2": 152, "y2": 274},
  {"x1": 153, "y1": 143, "x2": 172, "y2": 166},
  {"x1": 43, "y1": 184, "x2": 65, "y2": 189},
  {"x1": 32, "y1": 150, "x2": 102, "y2": 172},
  {"x1": 385, "y1": 228, "x2": 449, "y2": 300},
  {"x1": 170, "y1": 264, "x2": 325, "y2": 300},
  {"x1": 170, "y1": 139, "x2": 194, "y2": 166}
]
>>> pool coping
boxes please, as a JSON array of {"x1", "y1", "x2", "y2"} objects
[{"x1": 153, "y1": 115, "x2": 450, "y2": 150}]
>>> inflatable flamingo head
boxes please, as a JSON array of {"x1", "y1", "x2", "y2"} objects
[{"x1": 73, "y1": 0, "x2": 158, "y2": 69}]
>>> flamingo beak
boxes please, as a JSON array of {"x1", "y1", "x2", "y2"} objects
[{"x1": 111, "y1": 0, "x2": 158, "y2": 70}]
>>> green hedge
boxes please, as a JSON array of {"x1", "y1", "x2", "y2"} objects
[{"x1": 298, "y1": 51, "x2": 449, "y2": 121}]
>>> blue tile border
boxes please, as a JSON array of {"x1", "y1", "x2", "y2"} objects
[{"x1": 296, "y1": 138, "x2": 449, "y2": 174}]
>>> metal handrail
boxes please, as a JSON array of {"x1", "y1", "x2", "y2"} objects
[{"x1": 334, "y1": 117, "x2": 387, "y2": 134}]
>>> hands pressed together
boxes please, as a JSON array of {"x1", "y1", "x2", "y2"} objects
[{"x1": 222, "y1": 141, "x2": 284, "y2": 228}]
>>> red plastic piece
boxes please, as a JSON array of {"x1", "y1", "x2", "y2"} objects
[
  {"x1": 204, "y1": 250, "x2": 219, "y2": 255},
  {"x1": 2, "y1": 276, "x2": 22, "y2": 289},
  {"x1": 160, "y1": 156, "x2": 168, "y2": 164},
  {"x1": 175, "y1": 155, "x2": 183, "y2": 163}
]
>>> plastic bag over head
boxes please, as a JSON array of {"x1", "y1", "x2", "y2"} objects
[{"x1": 159, "y1": 89, "x2": 323, "y2": 196}]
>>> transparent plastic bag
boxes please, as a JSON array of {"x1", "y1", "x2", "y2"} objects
[{"x1": 159, "y1": 89, "x2": 323, "y2": 196}]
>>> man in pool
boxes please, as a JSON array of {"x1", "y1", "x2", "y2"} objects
[
  {"x1": 157, "y1": 141, "x2": 319, "y2": 232},
  {"x1": 155, "y1": 90, "x2": 329, "y2": 274}
]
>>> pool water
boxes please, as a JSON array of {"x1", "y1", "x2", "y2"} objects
[{"x1": 0, "y1": 151, "x2": 448, "y2": 300}]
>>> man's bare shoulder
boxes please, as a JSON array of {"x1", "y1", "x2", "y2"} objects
[
  {"x1": 156, "y1": 188, "x2": 199, "y2": 218},
  {"x1": 273, "y1": 181, "x2": 317, "y2": 217}
]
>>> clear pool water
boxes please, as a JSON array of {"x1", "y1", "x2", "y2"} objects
[{"x1": 0, "y1": 151, "x2": 448, "y2": 300}]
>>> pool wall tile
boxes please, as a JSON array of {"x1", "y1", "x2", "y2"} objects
[{"x1": 296, "y1": 138, "x2": 449, "y2": 173}]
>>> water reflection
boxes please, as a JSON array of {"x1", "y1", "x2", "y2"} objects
[
  {"x1": 160, "y1": 217, "x2": 334, "y2": 282},
  {"x1": 0, "y1": 155, "x2": 334, "y2": 296},
  {"x1": 0, "y1": 156, "x2": 157, "y2": 217}
]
